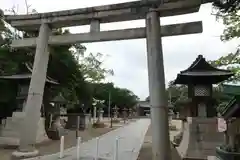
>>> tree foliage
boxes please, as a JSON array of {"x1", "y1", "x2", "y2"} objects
[
  {"x1": 92, "y1": 82, "x2": 139, "y2": 110},
  {"x1": 145, "y1": 81, "x2": 188, "y2": 112},
  {"x1": 209, "y1": 50, "x2": 240, "y2": 82},
  {"x1": 218, "y1": 12, "x2": 240, "y2": 41},
  {"x1": 212, "y1": 0, "x2": 240, "y2": 83},
  {"x1": 213, "y1": 0, "x2": 240, "y2": 13},
  {"x1": 166, "y1": 81, "x2": 188, "y2": 112},
  {"x1": 79, "y1": 52, "x2": 114, "y2": 83},
  {"x1": 167, "y1": 81, "x2": 188, "y2": 104}
]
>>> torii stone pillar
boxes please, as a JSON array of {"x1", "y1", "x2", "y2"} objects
[
  {"x1": 146, "y1": 10, "x2": 171, "y2": 160},
  {"x1": 13, "y1": 23, "x2": 51, "y2": 157}
]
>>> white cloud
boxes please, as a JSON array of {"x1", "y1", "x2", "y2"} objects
[{"x1": 0, "y1": 0, "x2": 239, "y2": 100}]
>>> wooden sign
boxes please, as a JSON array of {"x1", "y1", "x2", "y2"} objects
[{"x1": 218, "y1": 118, "x2": 227, "y2": 132}]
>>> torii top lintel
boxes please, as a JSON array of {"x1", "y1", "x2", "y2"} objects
[{"x1": 3, "y1": 0, "x2": 213, "y2": 31}]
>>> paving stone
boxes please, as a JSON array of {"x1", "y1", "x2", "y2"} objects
[{"x1": 25, "y1": 119, "x2": 150, "y2": 160}]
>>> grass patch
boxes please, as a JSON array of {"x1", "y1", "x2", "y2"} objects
[
  {"x1": 92, "y1": 122, "x2": 106, "y2": 128},
  {"x1": 111, "y1": 119, "x2": 120, "y2": 123}
]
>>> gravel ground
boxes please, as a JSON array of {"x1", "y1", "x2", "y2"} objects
[{"x1": 0, "y1": 125, "x2": 119, "y2": 160}]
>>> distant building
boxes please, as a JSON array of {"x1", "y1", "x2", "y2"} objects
[
  {"x1": 137, "y1": 100, "x2": 174, "y2": 117},
  {"x1": 137, "y1": 101, "x2": 151, "y2": 116}
]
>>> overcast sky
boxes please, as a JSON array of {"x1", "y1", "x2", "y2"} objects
[{"x1": 1, "y1": 0, "x2": 239, "y2": 100}]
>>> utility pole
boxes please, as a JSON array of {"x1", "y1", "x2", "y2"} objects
[
  {"x1": 108, "y1": 92, "x2": 111, "y2": 120},
  {"x1": 109, "y1": 92, "x2": 113, "y2": 128},
  {"x1": 169, "y1": 90, "x2": 172, "y2": 105}
]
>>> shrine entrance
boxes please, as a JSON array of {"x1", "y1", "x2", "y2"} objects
[{"x1": 2, "y1": 0, "x2": 212, "y2": 159}]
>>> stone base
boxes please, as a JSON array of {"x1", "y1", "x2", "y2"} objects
[
  {"x1": 0, "y1": 112, "x2": 48, "y2": 146},
  {"x1": 12, "y1": 150, "x2": 39, "y2": 159},
  {"x1": 177, "y1": 117, "x2": 224, "y2": 160},
  {"x1": 85, "y1": 114, "x2": 92, "y2": 129}
]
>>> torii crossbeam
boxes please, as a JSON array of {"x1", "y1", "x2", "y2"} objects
[{"x1": 2, "y1": 0, "x2": 213, "y2": 160}]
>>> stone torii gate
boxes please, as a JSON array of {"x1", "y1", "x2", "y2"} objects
[{"x1": 2, "y1": 0, "x2": 212, "y2": 159}]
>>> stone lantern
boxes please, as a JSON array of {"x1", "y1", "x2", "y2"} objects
[
  {"x1": 50, "y1": 94, "x2": 67, "y2": 128},
  {"x1": 173, "y1": 55, "x2": 234, "y2": 159},
  {"x1": 92, "y1": 98, "x2": 105, "y2": 123},
  {"x1": 128, "y1": 108, "x2": 132, "y2": 119},
  {"x1": 123, "y1": 108, "x2": 128, "y2": 123},
  {"x1": 174, "y1": 55, "x2": 233, "y2": 118},
  {"x1": 52, "y1": 94, "x2": 67, "y2": 109},
  {"x1": 97, "y1": 108, "x2": 104, "y2": 122},
  {"x1": 113, "y1": 105, "x2": 119, "y2": 120}
]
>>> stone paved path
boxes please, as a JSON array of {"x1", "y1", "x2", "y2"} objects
[{"x1": 27, "y1": 119, "x2": 150, "y2": 160}]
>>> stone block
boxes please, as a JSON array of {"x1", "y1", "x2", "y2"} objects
[
  {"x1": 202, "y1": 133, "x2": 223, "y2": 142},
  {"x1": 0, "y1": 112, "x2": 48, "y2": 146},
  {"x1": 177, "y1": 117, "x2": 224, "y2": 160}
]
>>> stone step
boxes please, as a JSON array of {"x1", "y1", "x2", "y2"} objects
[
  {"x1": 0, "y1": 137, "x2": 19, "y2": 146},
  {"x1": 0, "y1": 130, "x2": 19, "y2": 138},
  {"x1": 5, "y1": 120, "x2": 24, "y2": 127},
  {"x1": 6, "y1": 117, "x2": 24, "y2": 122},
  {"x1": 4, "y1": 117, "x2": 24, "y2": 129},
  {"x1": 12, "y1": 112, "x2": 25, "y2": 118},
  {"x1": 3, "y1": 121, "x2": 23, "y2": 130}
]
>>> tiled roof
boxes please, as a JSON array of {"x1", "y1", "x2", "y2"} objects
[{"x1": 0, "y1": 63, "x2": 58, "y2": 84}]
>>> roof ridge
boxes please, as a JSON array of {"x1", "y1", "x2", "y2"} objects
[
  {"x1": 181, "y1": 55, "x2": 233, "y2": 73},
  {"x1": 24, "y1": 63, "x2": 59, "y2": 84},
  {"x1": 181, "y1": 55, "x2": 203, "y2": 73}
]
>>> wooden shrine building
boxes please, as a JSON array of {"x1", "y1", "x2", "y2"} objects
[
  {"x1": 0, "y1": 63, "x2": 59, "y2": 144},
  {"x1": 0, "y1": 63, "x2": 58, "y2": 116}
]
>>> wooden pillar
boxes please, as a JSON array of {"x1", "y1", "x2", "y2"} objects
[
  {"x1": 146, "y1": 10, "x2": 171, "y2": 160},
  {"x1": 15, "y1": 23, "x2": 51, "y2": 156}
]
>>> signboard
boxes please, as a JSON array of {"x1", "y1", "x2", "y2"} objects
[{"x1": 218, "y1": 118, "x2": 227, "y2": 132}]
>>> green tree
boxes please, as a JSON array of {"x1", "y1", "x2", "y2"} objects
[
  {"x1": 79, "y1": 52, "x2": 114, "y2": 83},
  {"x1": 210, "y1": 1, "x2": 240, "y2": 82},
  {"x1": 91, "y1": 82, "x2": 139, "y2": 111},
  {"x1": 144, "y1": 81, "x2": 188, "y2": 112},
  {"x1": 217, "y1": 12, "x2": 240, "y2": 41},
  {"x1": 209, "y1": 50, "x2": 240, "y2": 82},
  {"x1": 167, "y1": 81, "x2": 188, "y2": 112},
  {"x1": 211, "y1": 0, "x2": 240, "y2": 82},
  {"x1": 206, "y1": 2, "x2": 240, "y2": 112},
  {"x1": 213, "y1": 0, "x2": 239, "y2": 13}
]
